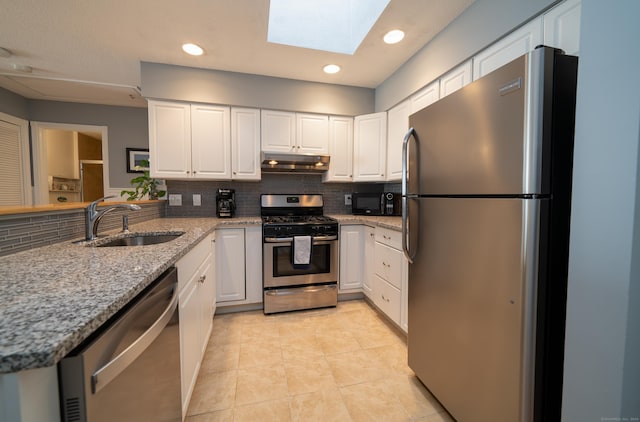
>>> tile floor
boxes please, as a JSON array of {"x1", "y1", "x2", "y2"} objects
[{"x1": 186, "y1": 299, "x2": 454, "y2": 422}]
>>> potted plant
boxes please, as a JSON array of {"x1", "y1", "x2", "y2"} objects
[{"x1": 120, "y1": 159, "x2": 166, "y2": 200}]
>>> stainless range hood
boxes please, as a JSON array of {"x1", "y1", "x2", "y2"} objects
[{"x1": 261, "y1": 152, "x2": 330, "y2": 173}]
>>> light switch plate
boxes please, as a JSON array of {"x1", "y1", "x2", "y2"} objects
[
  {"x1": 344, "y1": 194, "x2": 352, "y2": 206},
  {"x1": 193, "y1": 194, "x2": 201, "y2": 206},
  {"x1": 168, "y1": 194, "x2": 182, "y2": 206}
]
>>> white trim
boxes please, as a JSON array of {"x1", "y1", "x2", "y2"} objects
[
  {"x1": 0, "y1": 111, "x2": 31, "y2": 205},
  {"x1": 30, "y1": 122, "x2": 111, "y2": 205}
]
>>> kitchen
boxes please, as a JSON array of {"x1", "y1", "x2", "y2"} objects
[{"x1": 1, "y1": 0, "x2": 639, "y2": 421}]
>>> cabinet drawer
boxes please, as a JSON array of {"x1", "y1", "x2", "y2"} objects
[
  {"x1": 373, "y1": 275, "x2": 401, "y2": 326},
  {"x1": 375, "y1": 227, "x2": 402, "y2": 249},
  {"x1": 374, "y1": 242, "x2": 403, "y2": 289},
  {"x1": 177, "y1": 234, "x2": 212, "y2": 293}
]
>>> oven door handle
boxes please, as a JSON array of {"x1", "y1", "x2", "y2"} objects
[{"x1": 264, "y1": 235, "x2": 337, "y2": 243}]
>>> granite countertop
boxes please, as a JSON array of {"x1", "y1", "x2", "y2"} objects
[
  {"x1": 0, "y1": 216, "x2": 261, "y2": 374},
  {"x1": 331, "y1": 215, "x2": 402, "y2": 231}
]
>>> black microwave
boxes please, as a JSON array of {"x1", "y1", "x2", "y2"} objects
[{"x1": 351, "y1": 192, "x2": 401, "y2": 216}]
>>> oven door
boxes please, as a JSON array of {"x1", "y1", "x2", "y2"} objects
[{"x1": 263, "y1": 236, "x2": 338, "y2": 288}]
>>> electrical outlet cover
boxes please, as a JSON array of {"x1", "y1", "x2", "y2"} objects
[
  {"x1": 168, "y1": 194, "x2": 182, "y2": 206},
  {"x1": 193, "y1": 194, "x2": 201, "y2": 206}
]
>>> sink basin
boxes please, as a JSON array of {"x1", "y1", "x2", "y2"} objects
[{"x1": 94, "y1": 232, "x2": 185, "y2": 247}]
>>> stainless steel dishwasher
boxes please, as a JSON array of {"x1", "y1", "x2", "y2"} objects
[{"x1": 58, "y1": 267, "x2": 181, "y2": 422}]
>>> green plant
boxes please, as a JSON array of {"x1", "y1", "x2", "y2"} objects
[{"x1": 120, "y1": 160, "x2": 166, "y2": 201}]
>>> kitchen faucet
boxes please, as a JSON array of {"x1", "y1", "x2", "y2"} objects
[{"x1": 85, "y1": 195, "x2": 142, "y2": 240}]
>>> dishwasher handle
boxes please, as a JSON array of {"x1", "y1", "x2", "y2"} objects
[{"x1": 91, "y1": 278, "x2": 179, "y2": 394}]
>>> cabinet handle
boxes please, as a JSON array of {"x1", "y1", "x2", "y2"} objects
[
  {"x1": 233, "y1": 171, "x2": 237, "y2": 175},
  {"x1": 198, "y1": 274, "x2": 206, "y2": 283},
  {"x1": 186, "y1": 171, "x2": 190, "y2": 174}
]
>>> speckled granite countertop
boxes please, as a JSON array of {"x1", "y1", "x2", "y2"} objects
[
  {"x1": 330, "y1": 215, "x2": 402, "y2": 231},
  {"x1": 0, "y1": 216, "x2": 261, "y2": 374}
]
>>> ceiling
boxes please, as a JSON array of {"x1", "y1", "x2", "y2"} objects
[{"x1": 0, "y1": 0, "x2": 473, "y2": 108}]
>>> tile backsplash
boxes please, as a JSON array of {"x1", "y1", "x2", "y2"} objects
[{"x1": 166, "y1": 174, "x2": 400, "y2": 217}]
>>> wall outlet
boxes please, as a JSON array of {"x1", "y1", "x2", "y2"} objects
[
  {"x1": 168, "y1": 194, "x2": 182, "y2": 206},
  {"x1": 344, "y1": 194, "x2": 352, "y2": 206},
  {"x1": 193, "y1": 194, "x2": 201, "y2": 206}
]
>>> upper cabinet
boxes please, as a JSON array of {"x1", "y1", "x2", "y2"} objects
[
  {"x1": 261, "y1": 110, "x2": 329, "y2": 154},
  {"x1": 386, "y1": 99, "x2": 411, "y2": 181},
  {"x1": 149, "y1": 100, "x2": 259, "y2": 181},
  {"x1": 353, "y1": 112, "x2": 387, "y2": 182},
  {"x1": 543, "y1": 0, "x2": 581, "y2": 55},
  {"x1": 231, "y1": 108, "x2": 261, "y2": 181},
  {"x1": 473, "y1": 19, "x2": 544, "y2": 80},
  {"x1": 323, "y1": 116, "x2": 354, "y2": 182},
  {"x1": 440, "y1": 60, "x2": 473, "y2": 98},
  {"x1": 410, "y1": 80, "x2": 440, "y2": 114}
]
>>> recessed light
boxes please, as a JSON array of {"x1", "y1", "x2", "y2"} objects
[
  {"x1": 383, "y1": 29, "x2": 405, "y2": 44},
  {"x1": 323, "y1": 64, "x2": 341, "y2": 74},
  {"x1": 182, "y1": 43, "x2": 204, "y2": 56}
]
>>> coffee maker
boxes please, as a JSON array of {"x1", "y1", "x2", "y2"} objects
[{"x1": 216, "y1": 189, "x2": 236, "y2": 218}]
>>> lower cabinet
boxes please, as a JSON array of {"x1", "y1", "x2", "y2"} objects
[
  {"x1": 176, "y1": 233, "x2": 215, "y2": 417},
  {"x1": 216, "y1": 226, "x2": 263, "y2": 307},
  {"x1": 362, "y1": 225, "x2": 375, "y2": 298},
  {"x1": 339, "y1": 225, "x2": 364, "y2": 291}
]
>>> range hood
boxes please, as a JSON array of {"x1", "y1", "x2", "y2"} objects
[{"x1": 261, "y1": 152, "x2": 330, "y2": 173}]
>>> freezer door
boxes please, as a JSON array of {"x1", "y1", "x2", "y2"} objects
[
  {"x1": 408, "y1": 54, "x2": 538, "y2": 195},
  {"x1": 408, "y1": 197, "x2": 539, "y2": 422}
]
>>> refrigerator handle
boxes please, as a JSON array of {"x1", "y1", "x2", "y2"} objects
[{"x1": 402, "y1": 127, "x2": 416, "y2": 264}]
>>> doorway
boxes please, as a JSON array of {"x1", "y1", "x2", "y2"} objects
[{"x1": 80, "y1": 160, "x2": 104, "y2": 202}]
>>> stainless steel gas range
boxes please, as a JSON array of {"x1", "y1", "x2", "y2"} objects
[{"x1": 261, "y1": 194, "x2": 339, "y2": 314}]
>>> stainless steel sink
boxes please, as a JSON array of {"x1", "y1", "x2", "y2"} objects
[{"x1": 93, "y1": 232, "x2": 185, "y2": 247}]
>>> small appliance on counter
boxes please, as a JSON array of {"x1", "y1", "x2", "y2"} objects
[
  {"x1": 351, "y1": 192, "x2": 401, "y2": 216},
  {"x1": 216, "y1": 189, "x2": 236, "y2": 218}
]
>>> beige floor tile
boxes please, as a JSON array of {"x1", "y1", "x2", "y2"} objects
[
  {"x1": 187, "y1": 369, "x2": 237, "y2": 415},
  {"x1": 316, "y1": 329, "x2": 362, "y2": 355},
  {"x1": 384, "y1": 374, "x2": 443, "y2": 419},
  {"x1": 200, "y1": 342, "x2": 240, "y2": 373},
  {"x1": 415, "y1": 410, "x2": 456, "y2": 422},
  {"x1": 233, "y1": 398, "x2": 291, "y2": 422},
  {"x1": 325, "y1": 348, "x2": 387, "y2": 386},
  {"x1": 209, "y1": 319, "x2": 243, "y2": 345},
  {"x1": 290, "y1": 388, "x2": 352, "y2": 422},
  {"x1": 340, "y1": 380, "x2": 412, "y2": 422},
  {"x1": 238, "y1": 339, "x2": 282, "y2": 368},
  {"x1": 280, "y1": 333, "x2": 325, "y2": 361},
  {"x1": 284, "y1": 356, "x2": 336, "y2": 395},
  {"x1": 185, "y1": 408, "x2": 233, "y2": 422},
  {"x1": 240, "y1": 321, "x2": 280, "y2": 343},
  {"x1": 235, "y1": 364, "x2": 289, "y2": 406}
]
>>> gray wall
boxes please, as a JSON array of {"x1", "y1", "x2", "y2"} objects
[
  {"x1": 562, "y1": 0, "x2": 640, "y2": 420},
  {"x1": 141, "y1": 62, "x2": 374, "y2": 116},
  {"x1": 375, "y1": 0, "x2": 558, "y2": 111},
  {"x1": 28, "y1": 100, "x2": 149, "y2": 188},
  {"x1": 0, "y1": 87, "x2": 29, "y2": 120}
]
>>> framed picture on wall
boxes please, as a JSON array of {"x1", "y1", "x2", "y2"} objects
[{"x1": 126, "y1": 148, "x2": 150, "y2": 173}]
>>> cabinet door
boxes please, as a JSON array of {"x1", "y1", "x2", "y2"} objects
[
  {"x1": 339, "y1": 225, "x2": 364, "y2": 291},
  {"x1": 440, "y1": 60, "x2": 473, "y2": 98},
  {"x1": 473, "y1": 18, "x2": 543, "y2": 80},
  {"x1": 191, "y1": 104, "x2": 231, "y2": 179},
  {"x1": 353, "y1": 112, "x2": 387, "y2": 182},
  {"x1": 296, "y1": 113, "x2": 329, "y2": 154},
  {"x1": 231, "y1": 108, "x2": 261, "y2": 180},
  {"x1": 323, "y1": 116, "x2": 353, "y2": 182},
  {"x1": 198, "y1": 258, "x2": 214, "y2": 357},
  {"x1": 148, "y1": 100, "x2": 191, "y2": 179},
  {"x1": 543, "y1": 0, "x2": 581, "y2": 55},
  {"x1": 410, "y1": 80, "x2": 440, "y2": 114},
  {"x1": 216, "y1": 228, "x2": 246, "y2": 302},
  {"x1": 386, "y1": 99, "x2": 411, "y2": 181},
  {"x1": 179, "y1": 276, "x2": 201, "y2": 412},
  {"x1": 363, "y1": 226, "x2": 375, "y2": 298},
  {"x1": 261, "y1": 110, "x2": 296, "y2": 153}
]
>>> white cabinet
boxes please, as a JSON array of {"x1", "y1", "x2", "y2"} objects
[
  {"x1": 322, "y1": 116, "x2": 353, "y2": 182},
  {"x1": 372, "y1": 227, "x2": 408, "y2": 331},
  {"x1": 353, "y1": 112, "x2": 387, "y2": 182},
  {"x1": 176, "y1": 233, "x2": 215, "y2": 417},
  {"x1": 215, "y1": 226, "x2": 263, "y2": 307},
  {"x1": 216, "y1": 228, "x2": 246, "y2": 302},
  {"x1": 543, "y1": 0, "x2": 581, "y2": 55},
  {"x1": 339, "y1": 225, "x2": 364, "y2": 291},
  {"x1": 410, "y1": 80, "x2": 440, "y2": 113},
  {"x1": 261, "y1": 110, "x2": 329, "y2": 154},
  {"x1": 386, "y1": 99, "x2": 411, "y2": 181},
  {"x1": 473, "y1": 18, "x2": 544, "y2": 80},
  {"x1": 231, "y1": 107, "x2": 261, "y2": 180},
  {"x1": 362, "y1": 225, "x2": 375, "y2": 298},
  {"x1": 148, "y1": 100, "x2": 232, "y2": 180},
  {"x1": 440, "y1": 60, "x2": 473, "y2": 98}
]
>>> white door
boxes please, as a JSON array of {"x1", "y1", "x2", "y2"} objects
[
  {"x1": 440, "y1": 60, "x2": 473, "y2": 98},
  {"x1": 386, "y1": 99, "x2": 411, "y2": 181},
  {"x1": 261, "y1": 110, "x2": 296, "y2": 153},
  {"x1": 191, "y1": 104, "x2": 231, "y2": 179},
  {"x1": 216, "y1": 228, "x2": 246, "y2": 302},
  {"x1": 296, "y1": 113, "x2": 329, "y2": 154},
  {"x1": 353, "y1": 112, "x2": 387, "y2": 182},
  {"x1": 339, "y1": 225, "x2": 364, "y2": 291},
  {"x1": 323, "y1": 116, "x2": 353, "y2": 182},
  {"x1": 148, "y1": 100, "x2": 191, "y2": 179},
  {"x1": 362, "y1": 225, "x2": 375, "y2": 298},
  {"x1": 231, "y1": 108, "x2": 261, "y2": 180}
]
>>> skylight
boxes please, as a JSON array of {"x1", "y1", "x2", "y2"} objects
[{"x1": 267, "y1": 0, "x2": 391, "y2": 55}]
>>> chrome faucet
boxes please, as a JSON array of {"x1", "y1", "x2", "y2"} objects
[{"x1": 85, "y1": 195, "x2": 142, "y2": 240}]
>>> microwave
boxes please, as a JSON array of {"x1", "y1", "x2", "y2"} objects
[{"x1": 351, "y1": 192, "x2": 401, "y2": 216}]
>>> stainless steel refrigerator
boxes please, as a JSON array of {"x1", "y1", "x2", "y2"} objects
[{"x1": 401, "y1": 46, "x2": 578, "y2": 422}]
